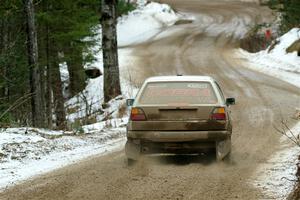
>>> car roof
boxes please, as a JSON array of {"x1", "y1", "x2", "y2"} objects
[{"x1": 144, "y1": 75, "x2": 216, "y2": 83}]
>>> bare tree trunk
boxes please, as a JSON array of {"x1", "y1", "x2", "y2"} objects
[
  {"x1": 0, "y1": 18, "x2": 9, "y2": 100},
  {"x1": 45, "y1": 22, "x2": 53, "y2": 129},
  {"x1": 4, "y1": 18, "x2": 10, "y2": 102},
  {"x1": 101, "y1": 0, "x2": 121, "y2": 102},
  {"x1": 51, "y1": 54, "x2": 66, "y2": 130},
  {"x1": 24, "y1": 0, "x2": 46, "y2": 127}
]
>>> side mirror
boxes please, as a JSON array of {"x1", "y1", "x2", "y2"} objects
[
  {"x1": 126, "y1": 99, "x2": 134, "y2": 106},
  {"x1": 226, "y1": 98, "x2": 235, "y2": 106}
]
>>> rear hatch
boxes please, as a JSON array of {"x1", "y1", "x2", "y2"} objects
[{"x1": 130, "y1": 81, "x2": 227, "y2": 131}]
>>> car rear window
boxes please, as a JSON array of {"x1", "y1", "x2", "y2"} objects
[{"x1": 138, "y1": 82, "x2": 218, "y2": 105}]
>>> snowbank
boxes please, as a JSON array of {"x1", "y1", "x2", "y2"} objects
[
  {"x1": 236, "y1": 28, "x2": 300, "y2": 88},
  {"x1": 0, "y1": 127, "x2": 126, "y2": 190},
  {"x1": 237, "y1": 28, "x2": 300, "y2": 199},
  {"x1": 252, "y1": 122, "x2": 300, "y2": 199},
  {"x1": 118, "y1": 2, "x2": 180, "y2": 46}
]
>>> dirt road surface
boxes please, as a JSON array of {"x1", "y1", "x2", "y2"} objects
[{"x1": 1, "y1": 0, "x2": 300, "y2": 199}]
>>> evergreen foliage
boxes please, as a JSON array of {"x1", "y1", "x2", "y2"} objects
[
  {"x1": 268, "y1": 0, "x2": 300, "y2": 32},
  {"x1": 117, "y1": 0, "x2": 136, "y2": 16},
  {"x1": 0, "y1": 0, "x2": 136, "y2": 127},
  {"x1": 0, "y1": 0, "x2": 29, "y2": 125},
  {"x1": 281, "y1": 0, "x2": 300, "y2": 31}
]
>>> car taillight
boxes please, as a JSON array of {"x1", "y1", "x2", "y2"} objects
[
  {"x1": 211, "y1": 107, "x2": 226, "y2": 120},
  {"x1": 130, "y1": 107, "x2": 146, "y2": 121}
]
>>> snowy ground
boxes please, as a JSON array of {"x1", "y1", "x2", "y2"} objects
[
  {"x1": 236, "y1": 28, "x2": 300, "y2": 88},
  {"x1": 0, "y1": 125, "x2": 126, "y2": 191},
  {"x1": 235, "y1": 28, "x2": 300, "y2": 199},
  {"x1": 252, "y1": 123, "x2": 300, "y2": 199},
  {"x1": 0, "y1": 1, "x2": 185, "y2": 191}
]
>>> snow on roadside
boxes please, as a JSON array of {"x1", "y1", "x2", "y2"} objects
[
  {"x1": 118, "y1": 2, "x2": 180, "y2": 46},
  {"x1": 0, "y1": 127, "x2": 126, "y2": 191},
  {"x1": 252, "y1": 122, "x2": 300, "y2": 199},
  {"x1": 236, "y1": 28, "x2": 300, "y2": 199},
  {"x1": 235, "y1": 28, "x2": 300, "y2": 88}
]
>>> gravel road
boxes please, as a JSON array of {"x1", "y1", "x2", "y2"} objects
[{"x1": 1, "y1": 0, "x2": 300, "y2": 199}]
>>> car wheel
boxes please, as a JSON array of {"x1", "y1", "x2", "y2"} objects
[
  {"x1": 125, "y1": 140, "x2": 141, "y2": 160},
  {"x1": 216, "y1": 137, "x2": 231, "y2": 162}
]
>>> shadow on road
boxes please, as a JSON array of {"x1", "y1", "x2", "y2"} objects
[{"x1": 147, "y1": 153, "x2": 217, "y2": 166}]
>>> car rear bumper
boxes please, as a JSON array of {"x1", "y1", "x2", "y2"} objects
[
  {"x1": 127, "y1": 130, "x2": 231, "y2": 142},
  {"x1": 125, "y1": 131, "x2": 232, "y2": 160}
]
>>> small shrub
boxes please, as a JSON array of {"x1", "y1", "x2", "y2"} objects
[
  {"x1": 240, "y1": 34, "x2": 267, "y2": 53},
  {"x1": 71, "y1": 120, "x2": 84, "y2": 134},
  {"x1": 86, "y1": 115, "x2": 97, "y2": 125},
  {"x1": 0, "y1": 113, "x2": 14, "y2": 126},
  {"x1": 240, "y1": 23, "x2": 273, "y2": 53}
]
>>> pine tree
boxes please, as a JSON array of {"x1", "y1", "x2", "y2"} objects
[
  {"x1": 0, "y1": 0, "x2": 30, "y2": 125},
  {"x1": 36, "y1": 0, "x2": 100, "y2": 128},
  {"x1": 24, "y1": 0, "x2": 46, "y2": 127},
  {"x1": 0, "y1": 0, "x2": 134, "y2": 127},
  {"x1": 269, "y1": 0, "x2": 300, "y2": 32},
  {"x1": 65, "y1": 44, "x2": 86, "y2": 97},
  {"x1": 282, "y1": 0, "x2": 300, "y2": 31}
]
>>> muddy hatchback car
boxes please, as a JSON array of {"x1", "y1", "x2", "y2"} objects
[{"x1": 125, "y1": 76, "x2": 235, "y2": 162}]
